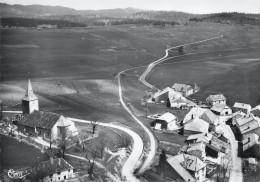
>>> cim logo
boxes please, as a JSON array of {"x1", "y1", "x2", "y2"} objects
[{"x1": 6, "y1": 169, "x2": 30, "y2": 179}]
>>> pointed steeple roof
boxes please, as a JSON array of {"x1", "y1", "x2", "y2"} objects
[{"x1": 22, "y1": 79, "x2": 38, "y2": 101}]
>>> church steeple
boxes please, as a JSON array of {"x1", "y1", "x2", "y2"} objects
[
  {"x1": 22, "y1": 79, "x2": 39, "y2": 114},
  {"x1": 24, "y1": 79, "x2": 38, "y2": 101}
]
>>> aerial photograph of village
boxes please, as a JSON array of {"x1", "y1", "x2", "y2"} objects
[{"x1": 0, "y1": 0, "x2": 260, "y2": 181}]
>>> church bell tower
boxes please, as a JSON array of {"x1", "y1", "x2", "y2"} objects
[{"x1": 22, "y1": 79, "x2": 39, "y2": 114}]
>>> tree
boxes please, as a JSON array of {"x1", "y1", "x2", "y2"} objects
[
  {"x1": 91, "y1": 120, "x2": 99, "y2": 134},
  {"x1": 0, "y1": 102, "x2": 3, "y2": 121},
  {"x1": 178, "y1": 121, "x2": 184, "y2": 135},
  {"x1": 159, "y1": 149, "x2": 167, "y2": 163},
  {"x1": 97, "y1": 132, "x2": 107, "y2": 159},
  {"x1": 216, "y1": 157, "x2": 231, "y2": 182},
  {"x1": 57, "y1": 128, "x2": 71, "y2": 159},
  {"x1": 88, "y1": 149, "x2": 98, "y2": 179}
]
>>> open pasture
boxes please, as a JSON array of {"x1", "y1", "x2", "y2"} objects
[{"x1": 147, "y1": 48, "x2": 260, "y2": 106}]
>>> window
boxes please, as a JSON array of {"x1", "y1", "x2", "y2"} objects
[
  {"x1": 64, "y1": 176, "x2": 66, "y2": 179},
  {"x1": 58, "y1": 177, "x2": 60, "y2": 180}
]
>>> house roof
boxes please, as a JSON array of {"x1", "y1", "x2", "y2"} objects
[
  {"x1": 184, "y1": 118, "x2": 209, "y2": 133},
  {"x1": 167, "y1": 154, "x2": 196, "y2": 182},
  {"x1": 186, "y1": 133, "x2": 212, "y2": 143},
  {"x1": 36, "y1": 158, "x2": 73, "y2": 177},
  {"x1": 22, "y1": 79, "x2": 38, "y2": 101},
  {"x1": 232, "y1": 111, "x2": 246, "y2": 120},
  {"x1": 156, "y1": 112, "x2": 177, "y2": 123},
  {"x1": 233, "y1": 102, "x2": 251, "y2": 110},
  {"x1": 182, "y1": 154, "x2": 206, "y2": 172},
  {"x1": 172, "y1": 83, "x2": 192, "y2": 93},
  {"x1": 199, "y1": 109, "x2": 218, "y2": 125},
  {"x1": 239, "y1": 119, "x2": 260, "y2": 134},
  {"x1": 153, "y1": 87, "x2": 174, "y2": 98},
  {"x1": 18, "y1": 110, "x2": 61, "y2": 130},
  {"x1": 251, "y1": 108, "x2": 260, "y2": 118},
  {"x1": 183, "y1": 107, "x2": 207, "y2": 124},
  {"x1": 206, "y1": 94, "x2": 226, "y2": 102},
  {"x1": 236, "y1": 115, "x2": 255, "y2": 126},
  {"x1": 211, "y1": 104, "x2": 230, "y2": 113}
]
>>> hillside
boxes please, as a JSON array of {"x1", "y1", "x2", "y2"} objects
[
  {"x1": 0, "y1": 3, "x2": 142, "y2": 18},
  {"x1": 189, "y1": 12, "x2": 260, "y2": 26},
  {"x1": 129, "y1": 11, "x2": 194, "y2": 22}
]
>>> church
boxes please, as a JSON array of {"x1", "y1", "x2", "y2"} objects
[{"x1": 16, "y1": 79, "x2": 78, "y2": 138}]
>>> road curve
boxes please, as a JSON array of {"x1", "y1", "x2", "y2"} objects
[
  {"x1": 68, "y1": 117, "x2": 143, "y2": 182},
  {"x1": 139, "y1": 35, "x2": 224, "y2": 89}
]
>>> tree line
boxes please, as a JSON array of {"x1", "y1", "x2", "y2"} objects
[
  {"x1": 111, "y1": 18, "x2": 179, "y2": 26},
  {"x1": 189, "y1": 12, "x2": 260, "y2": 26},
  {"x1": 0, "y1": 17, "x2": 86, "y2": 28}
]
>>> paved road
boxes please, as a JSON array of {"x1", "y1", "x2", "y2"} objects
[{"x1": 219, "y1": 118, "x2": 243, "y2": 182}]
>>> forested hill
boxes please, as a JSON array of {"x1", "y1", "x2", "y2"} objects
[
  {"x1": 129, "y1": 11, "x2": 194, "y2": 22},
  {"x1": 189, "y1": 13, "x2": 260, "y2": 26}
]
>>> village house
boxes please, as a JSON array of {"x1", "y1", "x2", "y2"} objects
[
  {"x1": 206, "y1": 94, "x2": 226, "y2": 107},
  {"x1": 182, "y1": 133, "x2": 229, "y2": 164},
  {"x1": 172, "y1": 83, "x2": 194, "y2": 97},
  {"x1": 233, "y1": 102, "x2": 251, "y2": 114},
  {"x1": 16, "y1": 79, "x2": 78, "y2": 138},
  {"x1": 151, "y1": 87, "x2": 175, "y2": 103},
  {"x1": 150, "y1": 112, "x2": 179, "y2": 131},
  {"x1": 35, "y1": 157, "x2": 75, "y2": 182},
  {"x1": 183, "y1": 108, "x2": 219, "y2": 134},
  {"x1": 210, "y1": 104, "x2": 232, "y2": 116},
  {"x1": 169, "y1": 98, "x2": 188, "y2": 108},
  {"x1": 234, "y1": 114, "x2": 260, "y2": 136},
  {"x1": 166, "y1": 154, "x2": 207, "y2": 182}
]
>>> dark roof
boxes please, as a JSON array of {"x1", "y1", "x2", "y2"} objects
[
  {"x1": 251, "y1": 109, "x2": 260, "y2": 118},
  {"x1": 36, "y1": 158, "x2": 73, "y2": 177},
  {"x1": 18, "y1": 110, "x2": 60, "y2": 130},
  {"x1": 200, "y1": 110, "x2": 218, "y2": 124}
]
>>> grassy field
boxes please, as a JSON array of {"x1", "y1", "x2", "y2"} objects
[
  {"x1": 147, "y1": 49, "x2": 260, "y2": 106},
  {"x1": 0, "y1": 135, "x2": 49, "y2": 169}
]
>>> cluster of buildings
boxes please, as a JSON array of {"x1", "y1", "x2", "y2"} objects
[
  {"x1": 147, "y1": 82, "x2": 260, "y2": 181},
  {"x1": 2, "y1": 80, "x2": 79, "y2": 182}
]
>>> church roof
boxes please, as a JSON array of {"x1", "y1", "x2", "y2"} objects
[
  {"x1": 22, "y1": 79, "x2": 38, "y2": 101},
  {"x1": 18, "y1": 110, "x2": 61, "y2": 130}
]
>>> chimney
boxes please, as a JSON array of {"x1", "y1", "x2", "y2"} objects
[{"x1": 50, "y1": 156, "x2": 53, "y2": 164}]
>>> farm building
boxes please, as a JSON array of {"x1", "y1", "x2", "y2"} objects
[
  {"x1": 206, "y1": 94, "x2": 226, "y2": 107},
  {"x1": 151, "y1": 87, "x2": 175, "y2": 103},
  {"x1": 210, "y1": 104, "x2": 232, "y2": 116},
  {"x1": 232, "y1": 111, "x2": 247, "y2": 125},
  {"x1": 233, "y1": 102, "x2": 251, "y2": 114},
  {"x1": 172, "y1": 83, "x2": 194, "y2": 97},
  {"x1": 236, "y1": 115, "x2": 260, "y2": 135},
  {"x1": 16, "y1": 110, "x2": 78, "y2": 139},
  {"x1": 35, "y1": 157, "x2": 75, "y2": 182},
  {"x1": 166, "y1": 154, "x2": 207, "y2": 182},
  {"x1": 150, "y1": 112, "x2": 179, "y2": 131}
]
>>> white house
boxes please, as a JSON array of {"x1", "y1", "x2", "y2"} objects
[
  {"x1": 172, "y1": 83, "x2": 194, "y2": 97},
  {"x1": 210, "y1": 104, "x2": 232, "y2": 116},
  {"x1": 150, "y1": 112, "x2": 179, "y2": 131},
  {"x1": 206, "y1": 94, "x2": 226, "y2": 106},
  {"x1": 36, "y1": 158, "x2": 75, "y2": 182},
  {"x1": 233, "y1": 102, "x2": 251, "y2": 114},
  {"x1": 170, "y1": 98, "x2": 188, "y2": 108}
]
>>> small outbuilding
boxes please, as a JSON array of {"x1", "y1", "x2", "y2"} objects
[
  {"x1": 172, "y1": 83, "x2": 194, "y2": 97},
  {"x1": 233, "y1": 102, "x2": 251, "y2": 114},
  {"x1": 150, "y1": 112, "x2": 178, "y2": 131}
]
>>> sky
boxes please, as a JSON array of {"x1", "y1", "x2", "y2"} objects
[{"x1": 1, "y1": 0, "x2": 260, "y2": 14}]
